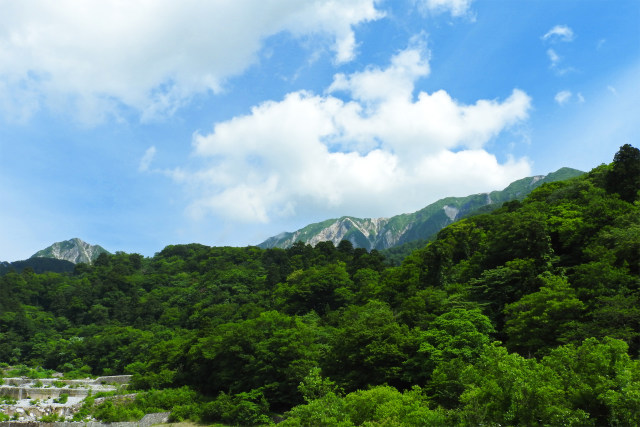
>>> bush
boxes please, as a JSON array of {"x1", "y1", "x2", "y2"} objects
[
  {"x1": 0, "y1": 395, "x2": 17, "y2": 405},
  {"x1": 201, "y1": 389, "x2": 272, "y2": 426},
  {"x1": 168, "y1": 404, "x2": 202, "y2": 422},
  {"x1": 93, "y1": 400, "x2": 145, "y2": 423},
  {"x1": 54, "y1": 393, "x2": 69, "y2": 404},
  {"x1": 7, "y1": 365, "x2": 55, "y2": 379},
  {"x1": 282, "y1": 385, "x2": 447, "y2": 426},
  {"x1": 40, "y1": 413, "x2": 65, "y2": 422}
]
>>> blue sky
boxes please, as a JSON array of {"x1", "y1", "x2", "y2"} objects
[{"x1": 1, "y1": 0, "x2": 639, "y2": 261}]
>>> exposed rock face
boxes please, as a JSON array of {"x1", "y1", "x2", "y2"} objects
[
  {"x1": 258, "y1": 167, "x2": 585, "y2": 250},
  {"x1": 30, "y1": 238, "x2": 110, "y2": 265}
]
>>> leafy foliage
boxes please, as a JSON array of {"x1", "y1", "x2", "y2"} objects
[{"x1": 0, "y1": 145, "x2": 638, "y2": 425}]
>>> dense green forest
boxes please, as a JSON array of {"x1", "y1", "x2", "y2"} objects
[{"x1": 1, "y1": 144, "x2": 639, "y2": 426}]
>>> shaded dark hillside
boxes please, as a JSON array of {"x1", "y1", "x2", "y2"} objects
[{"x1": 0, "y1": 257, "x2": 75, "y2": 275}]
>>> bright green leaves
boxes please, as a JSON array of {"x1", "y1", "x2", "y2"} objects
[
  {"x1": 418, "y1": 308, "x2": 494, "y2": 365},
  {"x1": 504, "y1": 273, "x2": 585, "y2": 356},
  {"x1": 413, "y1": 308, "x2": 495, "y2": 408},
  {"x1": 187, "y1": 310, "x2": 324, "y2": 408},
  {"x1": 459, "y1": 343, "x2": 591, "y2": 426},
  {"x1": 282, "y1": 385, "x2": 446, "y2": 427},
  {"x1": 324, "y1": 301, "x2": 415, "y2": 391},
  {"x1": 543, "y1": 337, "x2": 640, "y2": 425},
  {"x1": 274, "y1": 262, "x2": 354, "y2": 315}
]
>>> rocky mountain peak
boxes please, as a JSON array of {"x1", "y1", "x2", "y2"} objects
[{"x1": 30, "y1": 238, "x2": 110, "y2": 265}]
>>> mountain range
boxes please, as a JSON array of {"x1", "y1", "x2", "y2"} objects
[
  {"x1": 258, "y1": 167, "x2": 584, "y2": 251},
  {"x1": 1, "y1": 168, "x2": 583, "y2": 275}
]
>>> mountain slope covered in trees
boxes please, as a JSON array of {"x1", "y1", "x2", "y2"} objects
[
  {"x1": 258, "y1": 167, "x2": 584, "y2": 251},
  {"x1": 0, "y1": 145, "x2": 638, "y2": 426}
]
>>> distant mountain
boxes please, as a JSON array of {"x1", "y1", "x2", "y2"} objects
[
  {"x1": 259, "y1": 167, "x2": 584, "y2": 251},
  {"x1": 31, "y1": 237, "x2": 110, "y2": 264}
]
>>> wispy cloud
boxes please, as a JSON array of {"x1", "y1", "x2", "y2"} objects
[
  {"x1": 542, "y1": 25, "x2": 575, "y2": 42},
  {"x1": 554, "y1": 90, "x2": 585, "y2": 106},
  {"x1": 547, "y1": 49, "x2": 561, "y2": 66},
  {"x1": 542, "y1": 25, "x2": 576, "y2": 75},
  {"x1": 554, "y1": 90, "x2": 572, "y2": 106},
  {"x1": 545, "y1": 48, "x2": 574, "y2": 75},
  {"x1": 138, "y1": 146, "x2": 157, "y2": 172},
  {"x1": 418, "y1": 0, "x2": 475, "y2": 17}
]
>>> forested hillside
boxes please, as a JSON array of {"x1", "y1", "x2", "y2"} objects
[
  {"x1": 1, "y1": 145, "x2": 639, "y2": 426},
  {"x1": 258, "y1": 167, "x2": 584, "y2": 252}
]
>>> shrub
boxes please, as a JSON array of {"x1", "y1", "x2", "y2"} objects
[
  {"x1": 54, "y1": 393, "x2": 69, "y2": 404},
  {"x1": 40, "y1": 413, "x2": 64, "y2": 422},
  {"x1": 201, "y1": 389, "x2": 272, "y2": 426}
]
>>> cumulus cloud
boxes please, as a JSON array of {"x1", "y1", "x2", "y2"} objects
[
  {"x1": 177, "y1": 44, "x2": 532, "y2": 223},
  {"x1": 542, "y1": 25, "x2": 575, "y2": 42},
  {"x1": 329, "y1": 34, "x2": 430, "y2": 104},
  {"x1": 418, "y1": 0, "x2": 475, "y2": 17},
  {"x1": 0, "y1": 0, "x2": 383, "y2": 123}
]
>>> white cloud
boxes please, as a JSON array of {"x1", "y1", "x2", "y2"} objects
[
  {"x1": 542, "y1": 25, "x2": 575, "y2": 42},
  {"x1": 418, "y1": 0, "x2": 475, "y2": 17},
  {"x1": 554, "y1": 90, "x2": 585, "y2": 106},
  {"x1": 138, "y1": 146, "x2": 157, "y2": 172},
  {"x1": 542, "y1": 26, "x2": 576, "y2": 75},
  {"x1": 329, "y1": 34, "x2": 430, "y2": 103},
  {"x1": 554, "y1": 90, "x2": 572, "y2": 106},
  {"x1": 0, "y1": 0, "x2": 383, "y2": 123},
  {"x1": 547, "y1": 49, "x2": 561, "y2": 66},
  {"x1": 179, "y1": 45, "x2": 532, "y2": 223},
  {"x1": 546, "y1": 48, "x2": 574, "y2": 75}
]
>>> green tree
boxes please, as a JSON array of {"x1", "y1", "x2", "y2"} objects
[
  {"x1": 186, "y1": 310, "x2": 323, "y2": 409},
  {"x1": 459, "y1": 343, "x2": 590, "y2": 426},
  {"x1": 411, "y1": 308, "x2": 495, "y2": 407},
  {"x1": 275, "y1": 263, "x2": 354, "y2": 314},
  {"x1": 606, "y1": 143, "x2": 640, "y2": 202},
  {"x1": 543, "y1": 337, "x2": 640, "y2": 426},
  {"x1": 324, "y1": 301, "x2": 415, "y2": 391},
  {"x1": 504, "y1": 273, "x2": 585, "y2": 356}
]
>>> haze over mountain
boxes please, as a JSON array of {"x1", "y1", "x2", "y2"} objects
[
  {"x1": 30, "y1": 238, "x2": 110, "y2": 265},
  {"x1": 259, "y1": 167, "x2": 584, "y2": 250}
]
